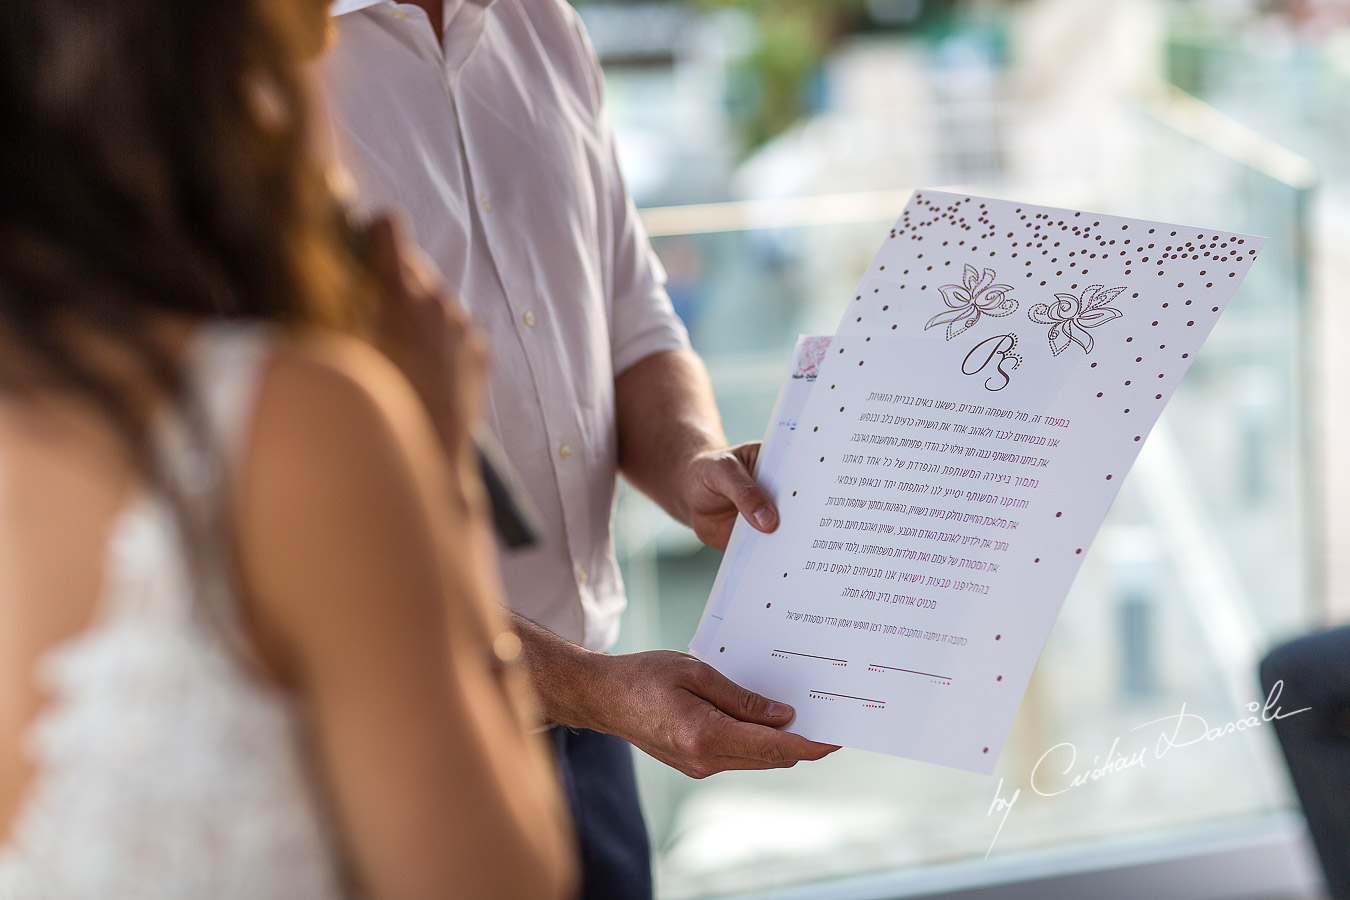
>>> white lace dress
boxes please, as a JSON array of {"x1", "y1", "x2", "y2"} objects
[{"x1": 0, "y1": 325, "x2": 352, "y2": 899}]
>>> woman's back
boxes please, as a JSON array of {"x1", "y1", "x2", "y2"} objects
[
  {"x1": 0, "y1": 323, "x2": 349, "y2": 897},
  {"x1": 1, "y1": 0, "x2": 573, "y2": 891},
  {"x1": 0, "y1": 320, "x2": 574, "y2": 898}
]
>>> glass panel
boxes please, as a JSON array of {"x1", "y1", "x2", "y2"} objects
[
  {"x1": 609, "y1": 120, "x2": 1314, "y2": 900},
  {"x1": 578, "y1": 1, "x2": 1320, "y2": 895}
]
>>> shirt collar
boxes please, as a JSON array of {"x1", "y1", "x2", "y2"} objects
[
  {"x1": 329, "y1": 0, "x2": 494, "y2": 16},
  {"x1": 330, "y1": 0, "x2": 383, "y2": 15}
]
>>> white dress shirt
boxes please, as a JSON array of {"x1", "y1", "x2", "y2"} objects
[{"x1": 321, "y1": 0, "x2": 690, "y2": 651}]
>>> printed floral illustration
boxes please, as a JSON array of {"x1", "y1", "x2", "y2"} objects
[
  {"x1": 925, "y1": 264, "x2": 1018, "y2": 340},
  {"x1": 1027, "y1": 284, "x2": 1126, "y2": 356},
  {"x1": 793, "y1": 336, "x2": 832, "y2": 379}
]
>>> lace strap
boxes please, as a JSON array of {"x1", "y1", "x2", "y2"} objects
[
  {"x1": 184, "y1": 322, "x2": 278, "y2": 469},
  {"x1": 145, "y1": 322, "x2": 277, "y2": 653}
]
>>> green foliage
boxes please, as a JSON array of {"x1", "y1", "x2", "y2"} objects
[
  {"x1": 705, "y1": 0, "x2": 868, "y2": 151},
  {"x1": 574, "y1": 0, "x2": 978, "y2": 154}
]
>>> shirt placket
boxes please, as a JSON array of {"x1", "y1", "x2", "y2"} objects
[{"x1": 438, "y1": 36, "x2": 595, "y2": 609}]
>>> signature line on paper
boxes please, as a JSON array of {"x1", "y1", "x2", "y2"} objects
[
  {"x1": 867, "y1": 663, "x2": 952, "y2": 681},
  {"x1": 772, "y1": 649, "x2": 848, "y2": 664},
  {"x1": 809, "y1": 691, "x2": 886, "y2": 710}
]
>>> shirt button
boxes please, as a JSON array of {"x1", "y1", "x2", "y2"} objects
[
  {"x1": 481, "y1": 195, "x2": 492, "y2": 212},
  {"x1": 392, "y1": 8, "x2": 406, "y2": 18},
  {"x1": 522, "y1": 310, "x2": 537, "y2": 327},
  {"x1": 559, "y1": 443, "x2": 573, "y2": 460}
]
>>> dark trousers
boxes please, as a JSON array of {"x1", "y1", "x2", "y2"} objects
[
  {"x1": 549, "y1": 727, "x2": 653, "y2": 900},
  {"x1": 1260, "y1": 626, "x2": 1350, "y2": 899}
]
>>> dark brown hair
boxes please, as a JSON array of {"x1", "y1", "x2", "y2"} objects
[{"x1": 0, "y1": 0, "x2": 367, "y2": 468}]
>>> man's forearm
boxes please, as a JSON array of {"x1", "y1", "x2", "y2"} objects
[
  {"x1": 509, "y1": 611, "x2": 611, "y2": 731},
  {"x1": 614, "y1": 348, "x2": 725, "y2": 526},
  {"x1": 508, "y1": 610, "x2": 838, "y2": 776}
]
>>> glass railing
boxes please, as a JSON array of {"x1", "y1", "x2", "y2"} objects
[{"x1": 611, "y1": 87, "x2": 1319, "y2": 899}]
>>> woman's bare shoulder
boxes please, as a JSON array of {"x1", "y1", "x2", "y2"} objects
[
  {"x1": 256, "y1": 330, "x2": 425, "y2": 434},
  {"x1": 238, "y1": 328, "x2": 449, "y2": 558},
  {"x1": 233, "y1": 329, "x2": 453, "y2": 677},
  {"x1": 239, "y1": 327, "x2": 450, "y2": 524}
]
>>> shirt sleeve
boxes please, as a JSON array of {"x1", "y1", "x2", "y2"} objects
[{"x1": 567, "y1": 10, "x2": 692, "y2": 377}]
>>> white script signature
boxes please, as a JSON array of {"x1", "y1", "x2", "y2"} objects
[{"x1": 984, "y1": 679, "x2": 1310, "y2": 858}]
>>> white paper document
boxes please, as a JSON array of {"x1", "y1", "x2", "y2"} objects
[
  {"x1": 691, "y1": 190, "x2": 1265, "y2": 773},
  {"x1": 696, "y1": 335, "x2": 834, "y2": 640}
]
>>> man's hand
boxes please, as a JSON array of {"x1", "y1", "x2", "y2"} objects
[
  {"x1": 616, "y1": 351, "x2": 783, "y2": 552},
  {"x1": 512, "y1": 616, "x2": 839, "y2": 778},
  {"x1": 587, "y1": 650, "x2": 838, "y2": 779},
  {"x1": 682, "y1": 442, "x2": 778, "y2": 552}
]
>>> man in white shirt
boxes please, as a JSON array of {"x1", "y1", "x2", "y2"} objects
[{"x1": 321, "y1": 1, "x2": 838, "y2": 895}]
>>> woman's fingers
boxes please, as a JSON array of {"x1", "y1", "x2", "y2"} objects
[{"x1": 361, "y1": 214, "x2": 489, "y2": 461}]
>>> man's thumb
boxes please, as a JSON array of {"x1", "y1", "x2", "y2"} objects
[
  {"x1": 713, "y1": 459, "x2": 778, "y2": 533},
  {"x1": 697, "y1": 665, "x2": 795, "y2": 726}
]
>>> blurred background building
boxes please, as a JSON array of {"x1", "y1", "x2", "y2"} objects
[{"x1": 577, "y1": 0, "x2": 1347, "y2": 896}]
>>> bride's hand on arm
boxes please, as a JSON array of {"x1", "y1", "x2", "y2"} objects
[
  {"x1": 363, "y1": 215, "x2": 485, "y2": 479},
  {"x1": 235, "y1": 335, "x2": 575, "y2": 900}
]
